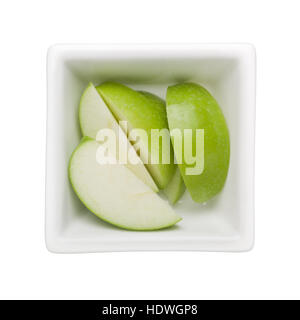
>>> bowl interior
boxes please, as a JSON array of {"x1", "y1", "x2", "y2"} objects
[{"x1": 47, "y1": 46, "x2": 254, "y2": 251}]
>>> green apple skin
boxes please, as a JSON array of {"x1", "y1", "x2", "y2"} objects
[
  {"x1": 78, "y1": 83, "x2": 158, "y2": 192},
  {"x1": 96, "y1": 82, "x2": 176, "y2": 189},
  {"x1": 139, "y1": 90, "x2": 186, "y2": 204},
  {"x1": 138, "y1": 90, "x2": 165, "y2": 105},
  {"x1": 166, "y1": 83, "x2": 230, "y2": 203},
  {"x1": 68, "y1": 137, "x2": 181, "y2": 231},
  {"x1": 164, "y1": 168, "x2": 186, "y2": 204}
]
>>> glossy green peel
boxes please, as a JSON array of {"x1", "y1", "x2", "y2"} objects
[
  {"x1": 166, "y1": 83, "x2": 230, "y2": 203},
  {"x1": 97, "y1": 82, "x2": 176, "y2": 189}
]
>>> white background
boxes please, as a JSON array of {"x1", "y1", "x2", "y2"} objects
[{"x1": 0, "y1": 0, "x2": 299, "y2": 299}]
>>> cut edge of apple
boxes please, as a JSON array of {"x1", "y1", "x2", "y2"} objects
[
  {"x1": 164, "y1": 167, "x2": 186, "y2": 205},
  {"x1": 96, "y1": 82, "x2": 176, "y2": 190},
  {"x1": 78, "y1": 82, "x2": 159, "y2": 193},
  {"x1": 68, "y1": 137, "x2": 182, "y2": 231}
]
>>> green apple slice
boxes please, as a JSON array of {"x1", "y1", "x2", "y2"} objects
[
  {"x1": 139, "y1": 91, "x2": 186, "y2": 204},
  {"x1": 96, "y1": 82, "x2": 176, "y2": 189},
  {"x1": 78, "y1": 83, "x2": 158, "y2": 192},
  {"x1": 164, "y1": 168, "x2": 186, "y2": 204},
  {"x1": 166, "y1": 83, "x2": 230, "y2": 203},
  {"x1": 69, "y1": 137, "x2": 181, "y2": 230}
]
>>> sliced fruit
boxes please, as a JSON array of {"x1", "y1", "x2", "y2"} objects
[
  {"x1": 69, "y1": 138, "x2": 181, "y2": 230},
  {"x1": 78, "y1": 82, "x2": 158, "y2": 192},
  {"x1": 139, "y1": 91, "x2": 186, "y2": 203},
  {"x1": 164, "y1": 168, "x2": 186, "y2": 204},
  {"x1": 166, "y1": 82, "x2": 230, "y2": 203},
  {"x1": 96, "y1": 82, "x2": 176, "y2": 189}
]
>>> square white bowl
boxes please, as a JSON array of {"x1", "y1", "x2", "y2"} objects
[{"x1": 46, "y1": 44, "x2": 255, "y2": 253}]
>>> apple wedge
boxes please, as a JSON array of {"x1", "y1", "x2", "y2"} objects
[
  {"x1": 96, "y1": 82, "x2": 176, "y2": 189},
  {"x1": 69, "y1": 137, "x2": 181, "y2": 230},
  {"x1": 139, "y1": 91, "x2": 186, "y2": 204},
  {"x1": 164, "y1": 168, "x2": 186, "y2": 204},
  {"x1": 79, "y1": 83, "x2": 158, "y2": 192},
  {"x1": 166, "y1": 83, "x2": 230, "y2": 203}
]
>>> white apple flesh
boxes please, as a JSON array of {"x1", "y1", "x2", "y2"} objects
[
  {"x1": 79, "y1": 83, "x2": 158, "y2": 192},
  {"x1": 68, "y1": 138, "x2": 181, "y2": 230}
]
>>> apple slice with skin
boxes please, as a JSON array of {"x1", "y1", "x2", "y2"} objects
[
  {"x1": 139, "y1": 91, "x2": 186, "y2": 204},
  {"x1": 166, "y1": 83, "x2": 230, "y2": 203},
  {"x1": 164, "y1": 168, "x2": 186, "y2": 204},
  {"x1": 79, "y1": 83, "x2": 158, "y2": 192},
  {"x1": 96, "y1": 82, "x2": 176, "y2": 189},
  {"x1": 69, "y1": 137, "x2": 181, "y2": 230}
]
